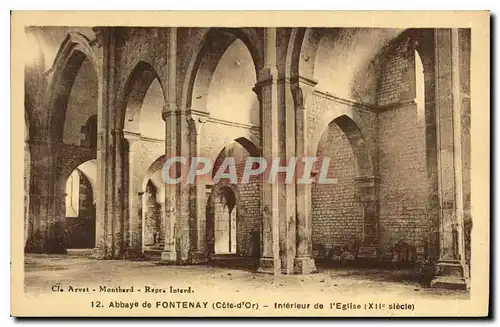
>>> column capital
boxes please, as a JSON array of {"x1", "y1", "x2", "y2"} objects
[
  {"x1": 161, "y1": 102, "x2": 179, "y2": 121},
  {"x1": 186, "y1": 109, "x2": 209, "y2": 136},
  {"x1": 254, "y1": 67, "x2": 279, "y2": 89},
  {"x1": 110, "y1": 129, "x2": 124, "y2": 137},
  {"x1": 123, "y1": 131, "x2": 141, "y2": 142},
  {"x1": 290, "y1": 74, "x2": 318, "y2": 88},
  {"x1": 290, "y1": 75, "x2": 318, "y2": 110}
]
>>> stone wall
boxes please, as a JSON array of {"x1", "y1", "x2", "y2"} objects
[
  {"x1": 376, "y1": 36, "x2": 430, "y2": 258},
  {"x1": 459, "y1": 29, "x2": 472, "y2": 264},
  {"x1": 235, "y1": 175, "x2": 261, "y2": 258},
  {"x1": 377, "y1": 35, "x2": 414, "y2": 108},
  {"x1": 378, "y1": 103, "x2": 429, "y2": 257},
  {"x1": 311, "y1": 122, "x2": 364, "y2": 258}
]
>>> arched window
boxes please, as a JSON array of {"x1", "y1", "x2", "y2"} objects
[{"x1": 415, "y1": 50, "x2": 425, "y2": 122}]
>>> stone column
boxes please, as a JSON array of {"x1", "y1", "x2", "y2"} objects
[
  {"x1": 160, "y1": 27, "x2": 178, "y2": 264},
  {"x1": 291, "y1": 77, "x2": 318, "y2": 274},
  {"x1": 431, "y1": 29, "x2": 469, "y2": 289},
  {"x1": 187, "y1": 110, "x2": 209, "y2": 264},
  {"x1": 205, "y1": 185, "x2": 215, "y2": 254},
  {"x1": 112, "y1": 130, "x2": 126, "y2": 258},
  {"x1": 164, "y1": 27, "x2": 193, "y2": 264},
  {"x1": 138, "y1": 191, "x2": 144, "y2": 250},
  {"x1": 254, "y1": 28, "x2": 281, "y2": 275},
  {"x1": 94, "y1": 27, "x2": 120, "y2": 259},
  {"x1": 161, "y1": 104, "x2": 177, "y2": 264},
  {"x1": 25, "y1": 141, "x2": 66, "y2": 254},
  {"x1": 177, "y1": 110, "x2": 192, "y2": 263},
  {"x1": 355, "y1": 176, "x2": 380, "y2": 259},
  {"x1": 24, "y1": 139, "x2": 31, "y2": 248},
  {"x1": 124, "y1": 132, "x2": 142, "y2": 257}
]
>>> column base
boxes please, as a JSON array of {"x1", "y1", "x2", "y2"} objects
[
  {"x1": 431, "y1": 276, "x2": 469, "y2": 290},
  {"x1": 188, "y1": 251, "x2": 208, "y2": 264},
  {"x1": 92, "y1": 247, "x2": 110, "y2": 259},
  {"x1": 159, "y1": 251, "x2": 177, "y2": 265},
  {"x1": 431, "y1": 260, "x2": 469, "y2": 290},
  {"x1": 124, "y1": 248, "x2": 146, "y2": 260},
  {"x1": 294, "y1": 256, "x2": 318, "y2": 274},
  {"x1": 281, "y1": 258, "x2": 295, "y2": 275},
  {"x1": 24, "y1": 236, "x2": 67, "y2": 254},
  {"x1": 24, "y1": 238, "x2": 44, "y2": 254},
  {"x1": 257, "y1": 257, "x2": 281, "y2": 275}
]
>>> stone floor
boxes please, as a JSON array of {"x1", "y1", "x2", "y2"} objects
[{"x1": 23, "y1": 251, "x2": 468, "y2": 300}]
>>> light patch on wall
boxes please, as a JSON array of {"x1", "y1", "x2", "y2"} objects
[
  {"x1": 415, "y1": 50, "x2": 425, "y2": 123},
  {"x1": 78, "y1": 160, "x2": 97, "y2": 202},
  {"x1": 65, "y1": 170, "x2": 80, "y2": 217},
  {"x1": 139, "y1": 79, "x2": 165, "y2": 140},
  {"x1": 148, "y1": 170, "x2": 165, "y2": 204},
  {"x1": 65, "y1": 160, "x2": 97, "y2": 217},
  {"x1": 143, "y1": 155, "x2": 166, "y2": 204},
  {"x1": 207, "y1": 39, "x2": 259, "y2": 126},
  {"x1": 25, "y1": 27, "x2": 96, "y2": 73},
  {"x1": 313, "y1": 28, "x2": 403, "y2": 105}
]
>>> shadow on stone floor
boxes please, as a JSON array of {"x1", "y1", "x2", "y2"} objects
[{"x1": 315, "y1": 260, "x2": 432, "y2": 287}]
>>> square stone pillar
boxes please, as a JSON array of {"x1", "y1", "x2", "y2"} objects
[
  {"x1": 187, "y1": 110, "x2": 209, "y2": 264},
  {"x1": 205, "y1": 185, "x2": 215, "y2": 255},
  {"x1": 430, "y1": 29, "x2": 469, "y2": 290},
  {"x1": 176, "y1": 112, "x2": 192, "y2": 264},
  {"x1": 112, "y1": 130, "x2": 126, "y2": 258},
  {"x1": 161, "y1": 103, "x2": 178, "y2": 264},
  {"x1": 94, "y1": 130, "x2": 125, "y2": 259},
  {"x1": 253, "y1": 28, "x2": 281, "y2": 275},
  {"x1": 160, "y1": 27, "x2": 179, "y2": 264},
  {"x1": 275, "y1": 75, "x2": 297, "y2": 274},
  {"x1": 94, "y1": 27, "x2": 120, "y2": 259},
  {"x1": 124, "y1": 132, "x2": 143, "y2": 258},
  {"x1": 25, "y1": 141, "x2": 66, "y2": 254},
  {"x1": 291, "y1": 77, "x2": 318, "y2": 274}
]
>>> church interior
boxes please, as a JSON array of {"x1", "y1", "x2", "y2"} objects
[{"x1": 24, "y1": 27, "x2": 471, "y2": 290}]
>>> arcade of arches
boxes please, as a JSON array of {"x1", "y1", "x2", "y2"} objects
[{"x1": 24, "y1": 27, "x2": 471, "y2": 289}]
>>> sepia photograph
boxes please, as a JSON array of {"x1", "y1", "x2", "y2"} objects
[{"x1": 11, "y1": 11, "x2": 490, "y2": 317}]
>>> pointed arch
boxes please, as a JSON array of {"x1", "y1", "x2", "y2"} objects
[
  {"x1": 117, "y1": 60, "x2": 166, "y2": 134},
  {"x1": 315, "y1": 110, "x2": 374, "y2": 179},
  {"x1": 181, "y1": 28, "x2": 264, "y2": 111},
  {"x1": 288, "y1": 28, "x2": 413, "y2": 105},
  {"x1": 209, "y1": 136, "x2": 261, "y2": 169},
  {"x1": 286, "y1": 28, "x2": 320, "y2": 81},
  {"x1": 141, "y1": 154, "x2": 167, "y2": 192},
  {"x1": 46, "y1": 32, "x2": 101, "y2": 143}
]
